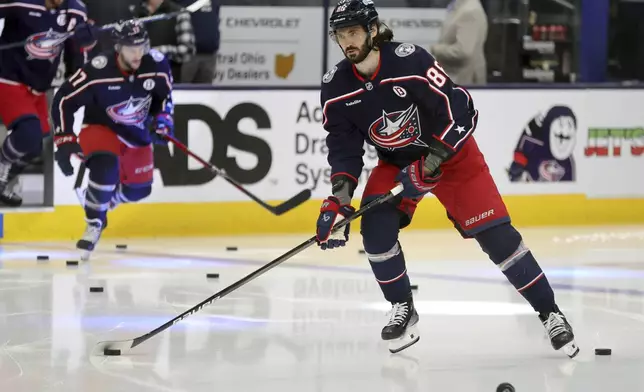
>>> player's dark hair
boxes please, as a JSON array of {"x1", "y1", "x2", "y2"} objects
[{"x1": 372, "y1": 21, "x2": 394, "y2": 48}]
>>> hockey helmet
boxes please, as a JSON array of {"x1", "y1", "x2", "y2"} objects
[
  {"x1": 111, "y1": 20, "x2": 150, "y2": 48},
  {"x1": 329, "y1": 0, "x2": 379, "y2": 32}
]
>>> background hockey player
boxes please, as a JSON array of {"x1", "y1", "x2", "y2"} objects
[
  {"x1": 51, "y1": 20, "x2": 174, "y2": 260},
  {"x1": 0, "y1": 0, "x2": 97, "y2": 206},
  {"x1": 316, "y1": 0, "x2": 579, "y2": 357},
  {"x1": 508, "y1": 105, "x2": 577, "y2": 182}
]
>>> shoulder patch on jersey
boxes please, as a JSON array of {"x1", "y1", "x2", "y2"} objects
[
  {"x1": 395, "y1": 43, "x2": 416, "y2": 58},
  {"x1": 150, "y1": 49, "x2": 165, "y2": 63},
  {"x1": 323, "y1": 66, "x2": 338, "y2": 84},
  {"x1": 91, "y1": 55, "x2": 107, "y2": 69}
]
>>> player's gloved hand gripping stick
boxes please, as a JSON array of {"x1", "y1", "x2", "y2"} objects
[
  {"x1": 0, "y1": 0, "x2": 210, "y2": 51},
  {"x1": 91, "y1": 183, "x2": 404, "y2": 357}
]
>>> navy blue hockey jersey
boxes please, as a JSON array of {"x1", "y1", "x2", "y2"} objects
[
  {"x1": 0, "y1": 0, "x2": 88, "y2": 92},
  {"x1": 51, "y1": 49, "x2": 174, "y2": 146},
  {"x1": 321, "y1": 42, "x2": 479, "y2": 185}
]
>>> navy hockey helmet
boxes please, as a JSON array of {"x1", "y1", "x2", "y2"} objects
[
  {"x1": 329, "y1": 0, "x2": 379, "y2": 32},
  {"x1": 111, "y1": 20, "x2": 150, "y2": 48}
]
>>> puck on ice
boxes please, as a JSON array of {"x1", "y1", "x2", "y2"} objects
[
  {"x1": 89, "y1": 287, "x2": 104, "y2": 293},
  {"x1": 358, "y1": 249, "x2": 366, "y2": 254},
  {"x1": 207, "y1": 273, "x2": 220, "y2": 279},
  {"x1": 37, "y1": 255, "x2": 49, "y2": 261},
  {"x1": 226, "y1": 246, "x2": 238, "y2": 251},
  {"x1": 116, "y1": 244, "x2": 128, "y2": 250},
  {"x1": 497, "y1": 383, "x2": 515, "y2": 392},
  {"x1": 411, "y1": 284, "x2": 418, "y2": 291},
  {"x1": 104, "y1": 349, "x2": 121, "y2": 356},
  {"x1": 595, "y1": 348, "x2": 612, "y2": 356},
  {"x1": 66, "y1": 260, "x2": 79, "y2": 266}
]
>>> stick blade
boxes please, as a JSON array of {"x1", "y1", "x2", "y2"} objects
[
  {"x1": 92, "y1": 339, "x2": 135, "y2": 356},
  {"x1": 186, "y1": 0, "x2": 210, "y2": 12},
  {"x1": 272, "y1": 189, "x2": 312, "y2": 215}
]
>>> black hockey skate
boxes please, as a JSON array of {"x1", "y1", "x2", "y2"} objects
[
  {"x1": 539, "y1": 306, "x2": 579, "y2": 358},
  {"x1": 0, "y1": 161, "x2": 23, "y2": 207},
  {"x1": 77, "y1": 218, "x2": 104, "y2": 261},
  {"x1": 382, "y1": 299, "x2": 420, "y2": 353}
]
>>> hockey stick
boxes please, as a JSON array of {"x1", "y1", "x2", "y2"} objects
[
  {"x1": 91, "y1": 183, "x2": 404, "y2": 356},
  {"x1": 0, "y1": 0, "x2": 209, "y2": 51},
  {"x1": 73, "y1": 162, "x2": 87, "y2": 206},
  {"x1": 164, "y1": 134, "x2": 312, "y2": 215}
]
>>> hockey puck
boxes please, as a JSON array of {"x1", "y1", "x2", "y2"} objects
[
  {"x1": 116, "y1": 244, "x2": 128, "y2": 250},
  {"x1": 411, "y1": 284, "x2": 418, "y2": 291},
  {"x1": 226, "y1": 246, "x2": 238, "y2": 251},
  {"x1": 89, "y1": 287, "x2": 104, "y2": 293},
  {"x1": 595, "y1": 348, "x2": 612, "y2": 356},
  {"x1": 358, "y1": 249, "x2": 366, "y2": 255},
  {"x1": 37, "y1": 255, "x2": 49, "y2": 261},
  {"x1": 103, "y1": 349, "x2": 121, "y2": 356},
  {"x1": 496, "y1": 383, "x2": 515, "y2": 392},
  {"x1": 66, "y1": 260, "x2": 79, "y2": 267},
  {"x1": 207, "y1": 273, "x2": 220, "y2": 279}
]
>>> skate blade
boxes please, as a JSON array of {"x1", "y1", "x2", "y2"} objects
[
  {"x1": 560, "y1": 339, "x2": 580, "y2": 358},
  {"x1": 388, "y1": 324, "x2": 420, "y2": 354}
]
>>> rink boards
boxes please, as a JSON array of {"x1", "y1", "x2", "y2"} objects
[{"x1": 4, "y1": 87, "x2": 644, "y2": 240}]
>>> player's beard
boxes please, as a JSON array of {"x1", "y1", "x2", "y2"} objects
[
  {"x1": 46, "y1": 0, "x2": 64, "y2": 8},
  {"x1": 117, "y1": 54, "x2": 142, "y2": 73},
  {"x1": 342, "y1": 37, "x2": 372, "y2": 64},
  {"x1": 124, "y1": 58, "x2": 142, "y2": 71}
]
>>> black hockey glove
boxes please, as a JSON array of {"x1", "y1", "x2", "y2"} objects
[
  {"x1": 396, "y1": 156, "x2": 442, "y2": 199},
  {"x1": 54, "y1": 133, "x2": 84, "y2": 177},
  {"x1": 73, "y1": 20, "x2": 99, "y2": 53},
  {"x1": 316, "y1": 196, "x2": 356, "y2": 250},
  {"x1": 396, "y1": 141, "x2": 453, "y2": 199}
]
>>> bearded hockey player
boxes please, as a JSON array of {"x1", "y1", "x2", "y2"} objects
[
  {"x1": 0, "y1": 0, "x2": 96, "y2": 206},
  {"x1": 316, "y1": 0, "x2": 579, "y2": 357},
  {"x1": 51, "y1": 20, "x2": 174, "y2": 260}
]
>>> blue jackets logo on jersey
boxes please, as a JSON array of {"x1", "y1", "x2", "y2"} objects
[
  {"x1": 24, "y1": 30, "x2": 68, "y2": 61},
  {"x1": 368, "y1": 104, "x2": 425, "y2": 150},
  {"x1": 106, "y1": 96, "x2": 153, "y2": 127}
]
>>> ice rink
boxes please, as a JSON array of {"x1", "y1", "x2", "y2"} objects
[{"x1": 0, "y1": 225, "x2": 643, "y2": 392}]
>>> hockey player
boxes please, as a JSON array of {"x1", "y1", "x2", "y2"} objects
[
  {"x1": 51, "y1": 20, "x2": 174, "y2": 260},
  {"x1": 317, "y1": 0, "x2": 579, "y2": 357},
  {"x1": 0, "y1": 0, "x2": 97, "y2": 206}
]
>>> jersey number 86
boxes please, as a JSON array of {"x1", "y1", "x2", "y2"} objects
[{"x1": 426, "y1": 61, "x2": 448, "y2": 88}]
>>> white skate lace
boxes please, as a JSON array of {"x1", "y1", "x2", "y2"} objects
[
  {"x1": 386, "y1": 303, "x2": 409, "y2": 327},
  {"x1": 82, "y1": 221, "x2": 103, "y2": 243},
  {"x1": 543, "y1": 312, "x2": 567, "y2": 338}
]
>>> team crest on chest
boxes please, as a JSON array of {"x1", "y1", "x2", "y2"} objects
[
  {"x1": 368, "y1": 104, "x2": 426, "y2": 150},
  {"x1": 106, "y1": 96, "x2": 152, "y2": 127},
  {"x1": 24, "y1": 30, "x2": 67, "y2": 61}
]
